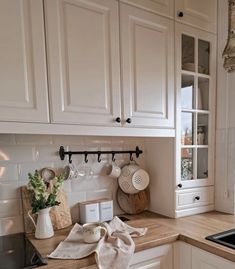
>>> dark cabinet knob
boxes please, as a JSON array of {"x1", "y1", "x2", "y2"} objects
[
  {"x1": 177, "y1": 11, "x2": 184, "y2": 17},
  {"x1": 177, "y1": 183, "x2": 182, "y2": 188},
  {"x1": 195, "y1": 196, "x2": 200, "y2": 201},
  {"x1": 115, "y1": 117, "x2": 121, "y2": 123},
  {"x1": 126, "y1": 118, "x2": 132, "y2": 124}
]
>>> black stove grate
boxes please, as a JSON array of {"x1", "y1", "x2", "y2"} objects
[{"x1": 0, "y1": 233, "x2": 47, "y2": 269}]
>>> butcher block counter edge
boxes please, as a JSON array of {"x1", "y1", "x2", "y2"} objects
[{"x1": 27, "y1": 211, "x2": 235, "y2": 268}]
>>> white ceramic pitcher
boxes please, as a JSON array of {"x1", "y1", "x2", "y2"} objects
[{"x1": 28, "y1": 207, "x2": 54, "y2": 239}]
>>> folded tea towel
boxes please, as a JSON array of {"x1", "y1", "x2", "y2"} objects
[{"x1": 48, "y1": 216, "x2": 147, "y2": 269}]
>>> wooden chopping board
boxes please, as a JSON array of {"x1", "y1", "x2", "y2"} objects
[
  {"x1": 117, "y1": 187, "x2": 150, "y2": 214},
  {"x1": 21, "y1": 186, "x2": 72, "y2": 233}
]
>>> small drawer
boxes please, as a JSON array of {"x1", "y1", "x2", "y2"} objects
[{"x1": 176, "y1": 186, "x2": 214, "y2": 210}]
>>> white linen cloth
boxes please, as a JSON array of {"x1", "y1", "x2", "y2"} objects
[{"x1": 48, "y1": 216, "x2": 147, "y2": 269}]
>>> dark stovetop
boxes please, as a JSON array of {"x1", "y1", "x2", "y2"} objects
[{"x1": 0, "y1": 233, "x2": 47, "y2": 269}]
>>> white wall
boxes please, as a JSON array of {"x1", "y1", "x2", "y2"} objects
[
  {"x1": 0, "y1": 134, "x2": 146, "y2": 235},
  {"x1": 215, "y1": 0, "x2": 235, "y2": 213}
]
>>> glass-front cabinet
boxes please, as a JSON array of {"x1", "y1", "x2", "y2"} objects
[{"x1": 176, "y1": 23, "x2": 216, "y2": 189}]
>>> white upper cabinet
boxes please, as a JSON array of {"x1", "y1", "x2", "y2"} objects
[
  {"x1": 45, "y1": 0, "x2": 174, "y2": 130},
  {"x1": 175, "y1": 22, "x2": 216, "y2": 189},
  {"x1": 120, "y1": 0, "x2": 174, "y2": 18},
  {"x1": 120, "y1": 3, "x2": 174, "y2": 128},
  {"x1": 0, "y1": 0, "x2": 49, "y2": 123},
  {"x1": 44, "y1": 0, "x2": 121, "y2": 126},
  {"x1": 175, "y1": 0, "x2": 217, "y2": 33}
]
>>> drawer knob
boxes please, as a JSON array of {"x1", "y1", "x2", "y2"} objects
[
  {"x1": 115, "y1": 117, "x2": 121, "y2": 123},
  {"x1": 177, "y1": 11, "x2": 184, "y2": 17},
  {"x1": 177, "y1": 183, "x2": 182, "y2": 188},
  {"x1": 126, "y1": 118, "x2": 132, "y2": 124},
  {"x1": 195, "y1": 196, "x2": 200, "y2": 201}
]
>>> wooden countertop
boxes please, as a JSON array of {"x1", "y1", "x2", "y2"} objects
[{"x1": 28, "y1": 211, "x2": 235, "y2": 268}]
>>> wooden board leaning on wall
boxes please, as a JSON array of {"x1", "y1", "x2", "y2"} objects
[{"x1": 21, "y1": 186, "x2": 72, "y2": 233}]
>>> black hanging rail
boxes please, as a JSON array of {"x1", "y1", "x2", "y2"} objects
[{"x1": 59, "y1": 146, "x2": 143, "y2": 163}]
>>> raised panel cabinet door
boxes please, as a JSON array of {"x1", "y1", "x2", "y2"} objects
[
  {"x1": 120, "y1": 0, "x2": 174, "y2": 18},
  {"x1": 45, "y1": 0, "x2": 121, "y2": 126},
  {"x1": 120, "y1": 4, "x2": 174, "y2": 128},
  {"x1": 175, "y1": 0, "x2": 217, "y2": 33},
  {"x1": 174, "y1": 242, "x2": 192, "y2": 269},
  {"x1": 130, "y1": 244, "x2": 173, "y2": 269},
  {"x1": 130, "y1": 257, "x2": 166, "y2": 269},
  {"x1": 192, "y1": 247, "x2": 234, "y2": 269},
  {"x1": 0, "y1": 0, "x2": 49, "y2": 122}
]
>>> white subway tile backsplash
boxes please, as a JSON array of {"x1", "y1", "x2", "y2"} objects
[
  {"x1": 91, "y1": 159, "x2": 109, "y2": 175},
  {"x1": 67, "y1": 191, "x2": 86, "y2": 223},
  {"x1": 18, "y1": 162, "x2": 54, "y2": 181},
  {"x1": 34, "y1": 146, "x2": 61, "y2": 162},
  {"x1": 0, "y1": 216, "x2": 24, "y2": 236},
  {"x1": 110, "y1": 137, "x2": 125, "y2": 145},
  {"x1": 15, "y1": 135, "x2": 53, "y2": 145},
  {"x1": 67, "y1": 191, "x2": 86, "y2": 207},
  {"x1": 0, "y1": 199, "x2": 21, "y2": 218},
  {"x1": 17, "y1": 181, "x2": 29, "y2": 189},
  {"x1": 0, "y1": 164, "x2": 18, "y2": 181},
  {"x1": 0, "y1": 134, "x2": 16, "y2": 145},
  {"x1": 86, "y1": 189, "x2": 112, "y2": 201},
  {"x1": 52, "y1": 135, "x2": 85, "y2": 146},
  {"x1": 0, "y1": 146, "x2": 35, "y2": 162},
  {"x1": 0, "y1": 182, "x2": 20, "y2": 199},
  {"x1": 70, "y1": 177, "x2": 93, "y2": 192},
  {"x1": 0, "y1": 134, "x2": 146, "y2": 234},
  {"x1": 85, "y1": 136, "x2": 112, "y2": 148},
  {"x1": 70, "y1": 176, "x2": 113, "y2": 192},
  {"x1": 62, "y1": 180, "x2": 72, "y2": 192}
]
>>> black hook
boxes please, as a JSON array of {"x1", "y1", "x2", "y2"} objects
[
  {"x1": 130, "y1": 152, "x2": 134, "y2": 161},
  {"x1": 84, "y1": 152, "x2": 88, "y2": 163},
  {"x1": 97, "y1": 152, "x2": 101, "y2": 163},
  {"x1": 69, "y1": 153, "x2": 72, "y2": 164},
  {"x1": 112, "y1": 152, "x2": 116, "y2": 162}
]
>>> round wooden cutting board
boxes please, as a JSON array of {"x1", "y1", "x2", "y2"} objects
[{"x1": 117, "y1": 187, "x2": 150, "y2": 214}]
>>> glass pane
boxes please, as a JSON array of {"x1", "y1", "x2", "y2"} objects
[
  {"x1": 198, "y1": 77, "x2": 209, "y2": 110},
  {"x1": 181, "y1": 148, "x2": 193, "y2": 180},
  {"x1": 197, "y1": 114, "x2": 208, "y2": 145},
  {"x1": 181, "y1": 75, "x2": 194, "y2": 109},
  {"x1": 182, "y1": 35, "x2": 195, "y2": 72},
  {"x1": 198, "y1": 39, "x2": 210, "y2": 75},
  {"x1": 181, "y1": 112, "x2": 194, "y2": 145},
  {"x1": 197, "y1": 148, "x2": 208, "y2": 178}
]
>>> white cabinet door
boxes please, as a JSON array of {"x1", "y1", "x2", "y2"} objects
[
  {"x1": 0, "y1": 0, "x2": 49, "y2": 123},
  {"x1": 175, "y1": 0, "x2": 217, "y2": 33},
  {"x1": 130, "y1": 244, "x2": 173, "y2": 269},
  {"x1": 131, "y1": 257, "x2": 167, "y2": 269},
  {"x1": 45, "y1": 0, "x2": 121, "y2": 126},
  {"x1": 174, "y1": 242, "x2": 192, "y2": 269},
  {"x1": 120, "y1": 0, "x2": 174, "y2": 18},
  {"x1": 120, "y1": 4, "x2": 174, "y2": 128},
  {"x1": 175, "y1": 22, "x2": 216, "y2": 190},
  {"x1": 81, "y1": 245, "x2": 173, "y2": 269},
  {"x1": 192, "y1": 247, "x2": 234, "y2": 269}
]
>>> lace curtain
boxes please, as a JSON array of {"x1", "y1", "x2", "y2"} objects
[{"x1": 223, "y1": 0, "x2": 235, "y2": 71}]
